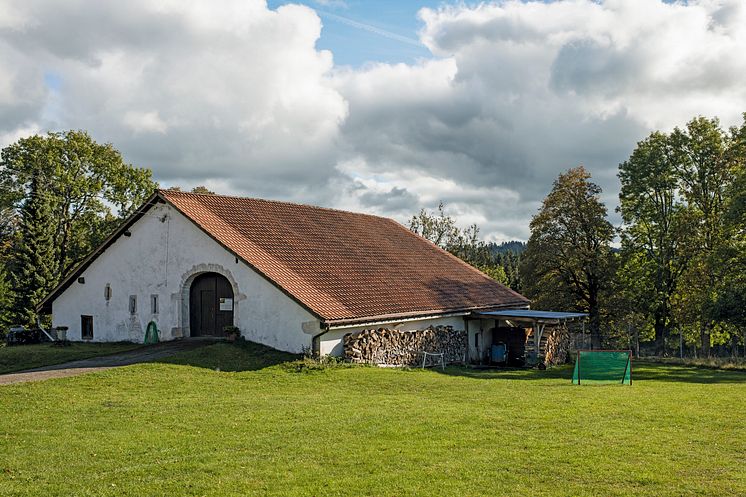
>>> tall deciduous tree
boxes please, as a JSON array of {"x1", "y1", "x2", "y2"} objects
[
  {"x1": 409, "y1": 202, "x2": 466, "y2": 251},
  {"x1": 409, "y1": 203, "x2": 509, "y2": 285},
  {"x1": 11, "y1": 174, "x2": 56, "y2": 326},
  {"x1": 711, "y1": 130, "x2": 746, "y2": 345},
  {"x1": 618, "y1": 132, "x2": 694, "y2": 355},
  {"x1": 0, "y1": 131, "x2": 156, "y2": 279},
  {"x1": 670, "y1": 117, "x2": 737, "y2": 355},
  {"x1": 520, "y1": 167, "x2": 614, "y2": 348}
]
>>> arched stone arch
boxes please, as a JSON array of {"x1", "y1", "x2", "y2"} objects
[{"x1": 171, "y1": 263, "x2": 246, "y2": 338}]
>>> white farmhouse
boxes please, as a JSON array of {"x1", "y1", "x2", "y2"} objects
[{"x1": 40, "y1": 190, "x2": 531, "y2": 357}]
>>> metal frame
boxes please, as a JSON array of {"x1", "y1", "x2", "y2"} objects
[
  {"x1": 574, "y1": 349, "x2": 633, "y2": 385},
  {"x1": 419, "y1": 351, "x2": 446, "y2": 370}
]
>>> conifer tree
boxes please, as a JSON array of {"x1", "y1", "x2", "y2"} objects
[
  {"x1": 0, "y1": 265, "x2": 13, "y2": 333},
  {"x1": 12, "y1": 173, "x2": 57, "y2": 326}
]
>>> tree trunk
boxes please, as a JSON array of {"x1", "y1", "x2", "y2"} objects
[
  {"x1": 700, "y1": 322, "x2": 711, "y2": 358},
  {"x1": 588, "y1": 302, "x2": 602, "y2": 350},
  {"x1": 654, "y1": 311, "x2": 666, "y2": 356},
  {"x1": 587, "y1": 280, "x2": 602, "y2": 350}
]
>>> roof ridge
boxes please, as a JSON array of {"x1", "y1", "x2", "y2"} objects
[{"x1": 157, "y1": 188, "x2": 395, "y2": 222}]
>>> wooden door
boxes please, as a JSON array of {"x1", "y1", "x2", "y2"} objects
[
  {"x1": 199, "y1": 289, "x2": 216, "y2": 335},
  {"x1": 189, "y1": 273, "x2": 234, "y2": 337}
]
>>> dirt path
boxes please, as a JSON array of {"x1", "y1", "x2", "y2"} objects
[{"x1": 0, "y1": 339, "x2": 217, "y2": 385}]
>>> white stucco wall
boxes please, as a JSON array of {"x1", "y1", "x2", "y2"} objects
[
  {"x1": 52, "y1": 202, "x2": 320, "y2": 352},
  {"x1": 466, "y1": 318, "x2": 497, "y2": 362},
  {"x1": 320, "y1": 315, "x2": 468, "y2": 356}
]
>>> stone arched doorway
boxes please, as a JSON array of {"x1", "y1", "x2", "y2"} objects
[{"x1": 189, "y1": 272, "x2": 234, "y2": 337}]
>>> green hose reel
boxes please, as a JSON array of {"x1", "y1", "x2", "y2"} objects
[{"x1": 144, "y1": 321, "x2": 160, "y2": 344}]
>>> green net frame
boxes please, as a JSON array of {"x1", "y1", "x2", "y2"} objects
[{"x1": 572, "y1": 350, "x2": 632, "y2": 385}]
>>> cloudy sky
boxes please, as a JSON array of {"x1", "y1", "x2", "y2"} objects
[{"x1": 1, "y1": 0, "x2": 745, "y2": 241}]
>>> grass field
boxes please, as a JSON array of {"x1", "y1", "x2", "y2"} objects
[
  {"x1": 0, "y1": 342, "x2": 144, "y2": 374},
  {"x1": 644, "y1": 355, "x2": 746, "y2": 371},
  {"x1": 1, "y1": 342, "x2": 744, "y2": 496}
]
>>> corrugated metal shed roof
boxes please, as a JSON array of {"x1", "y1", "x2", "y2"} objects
[{"x1": 475, "y1": 309, "x2": 588, "y2": 322}]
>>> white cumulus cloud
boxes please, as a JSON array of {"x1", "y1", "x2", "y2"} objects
[
  {"x1": 0, "y1": 0, "x2": 745, "y2": 241},
  {"x1": 332, "y1": 0, "x2": 746, "y2": 239}
]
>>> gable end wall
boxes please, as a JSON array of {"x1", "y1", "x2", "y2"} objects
[{"x1": 51, "y1": 203, "x2": 319, "y2": 353}]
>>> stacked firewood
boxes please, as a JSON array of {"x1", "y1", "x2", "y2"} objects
[
  {"x1": 543, "y1": 326, "x2": 572, "y2": 365},
  {"x1": 343, "y1": 325, "x2": 467, "y2": 366}
]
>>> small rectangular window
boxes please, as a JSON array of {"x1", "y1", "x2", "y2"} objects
[
  {"x1": 474, "y1": 332, "x2": 479, "y2": 349},
  {"x1": 151, "y1": 294, "x2": 159, "y2": 314},
  {"x1": 129, "y1": 295, "x2": 137, "y2": 315},
  {"x1": 81, "y1": 315, "x2": 93, "y2": 340}
]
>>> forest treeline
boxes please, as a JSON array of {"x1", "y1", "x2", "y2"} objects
[
  {"x1": 2, "y1": 115, "x2": 745, "y2": 357},
  {"x1": 412, "y1": 115, "x2": 746, "y2": 358}
]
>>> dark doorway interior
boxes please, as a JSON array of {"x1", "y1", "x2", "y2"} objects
[
  {"x1": 189, "y1": 272, "x2": 234, "y2": 337},
  {"x1": 491, "y1": 326, "x2": 527, "y2": 366}
]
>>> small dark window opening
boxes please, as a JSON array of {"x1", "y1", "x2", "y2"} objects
[
  {"x1": 151, "y1": 294, "x2": 159, "y2": 314},
  {"x1": 129, "y1": 295, "x2": 137, "y2": 315},
  {"x1": 81, "y1": 315, "x2": 93, "y2": 340},
  {"x1": 104, "y1": 284, "x2": 112, "y2": 302},
  {"x1": 474, "y1": 332, "x2": 479, "y2": 349}
]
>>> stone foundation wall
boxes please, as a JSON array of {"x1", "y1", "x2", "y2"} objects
[{"x1": 344, "y1": 325, "x2": 467, "y2": 366}]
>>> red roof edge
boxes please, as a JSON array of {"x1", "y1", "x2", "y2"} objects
[{"x1": 324, "y1": 301, "x2": 530, "y2": 327}]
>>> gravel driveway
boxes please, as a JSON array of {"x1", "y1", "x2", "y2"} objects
[{"x1": 0, "y1": 339, "x2": 216, "y2": 385}]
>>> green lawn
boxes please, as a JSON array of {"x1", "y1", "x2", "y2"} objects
[
  {"x1": 0, "y1": 342, "x2": 144, "y2": 374},
  {"x1": 0, "y1": 343, "x2": 744, "y2": 496}
]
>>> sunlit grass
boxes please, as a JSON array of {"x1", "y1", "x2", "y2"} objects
[{"x1": 0, "y1": 343, "x2": 744, "y2": 496}]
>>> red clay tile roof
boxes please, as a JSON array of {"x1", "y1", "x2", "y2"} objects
[{"x1": 160, "y1": 190, "x2": 528, "y2": 324}]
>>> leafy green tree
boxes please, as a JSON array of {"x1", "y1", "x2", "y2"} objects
[
  {"x1": 492, "y1": 249, "x2": 523, "y2": 292},
  {"x1": 611, "y1": 250, "x2": 654, "y2": 353},
  {"x1": 409, "y1": 202, "x2": 466, "y2": 251},
  {"x1": 477, "y1": 264, "x2": 508, "y2": 285},
  {"x1": 11, "y1": 174, "x2": 57, "y2": 326},
  {"x1": 0, "y1": 131, "x2": 156, "y2": 280},
  {"x1": 520, "y1": 166, "x2": 615, "y2": 348},
  {"x1": 409, "y1": 202, "x2": 508, "y2": 285},
  {"x1": 191, "y1": 186, "x2": 216, "y2": 194},
  {"x1": 618, "y1": 131, "x2": 695, "y2": 355},
  {"x1": 669, "y1": 117, "x2": 737, "y2": 355},
  {"x1": 710, "y1": 130, "x2": 746, "y2": 352}
]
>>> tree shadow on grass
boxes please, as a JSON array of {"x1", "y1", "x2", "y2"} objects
[
  {"x1": 436, "y1": 361, "x2": 746, "y2": 384},
  {"x1": 436, "y1": 365, "x2": 573, "y2": 382},
  {"x1": 630, "y1": 360, "x2": 746, "y2": 384},
  {"x1": 157, "y1": 341, "x2": 300, "y2": 372},
  {"x1": 157, "y1": 341, "x2": 746, "y2": 383}
]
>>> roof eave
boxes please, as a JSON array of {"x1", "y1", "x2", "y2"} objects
[{"x1": 324, "y1": 300, "x2": 529, "y2": 328}]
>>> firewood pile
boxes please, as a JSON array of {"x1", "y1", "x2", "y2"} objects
[
  {"x1": 343, "y1": 325, "x2": 467, "y2": 366},
  {"x1": 544, "y1": 326, "x2": 571, "y2": 365}
]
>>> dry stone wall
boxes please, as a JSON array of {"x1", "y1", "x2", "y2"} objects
[{"x1": 344, "y1": 325, "x2": 467, "y2": 366}]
